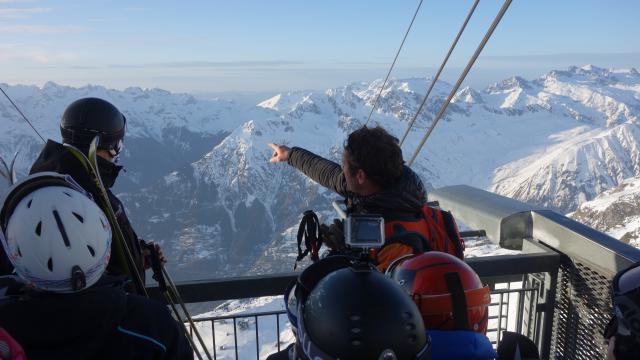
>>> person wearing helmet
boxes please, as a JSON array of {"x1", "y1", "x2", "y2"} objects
[
  {"x1": 391, "y1": 252, "x2": 496, "y2": 360},
  {"x1": 604, "y1": 261, "x2": 640, "y2": 360},
  {"x1": 0, "y1": 173, "x2": 192, "y2": 360},
  {"x1": 1, "y1": 97, "x2": 164, "y2": 284},
  {"x1": 268, "y1": 255, "x2": 431, "y2": 360}
]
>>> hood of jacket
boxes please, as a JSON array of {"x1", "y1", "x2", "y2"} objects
[{"x1": 29, "y1": 140, "x2": 123, "y2": 190}]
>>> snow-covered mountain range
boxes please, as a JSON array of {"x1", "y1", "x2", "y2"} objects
[{"x1": 2, "y1": 64, "x2": 640, "y2": 279}]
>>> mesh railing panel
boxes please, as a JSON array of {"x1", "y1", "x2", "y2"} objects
[{"x1": 551, "y1": 258, "x2": 612, "y2": 359}]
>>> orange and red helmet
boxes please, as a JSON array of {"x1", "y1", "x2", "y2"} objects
[{"x1": 390, "y1": 251, "x2": 491, "y2": 334}]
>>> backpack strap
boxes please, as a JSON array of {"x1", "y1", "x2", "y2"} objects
[
  {"x1": 384, "y1": 222, "x2": 429, "y2": 254},
  {"x1": 440, "y1": 210, "x2": 464, "y2": 259},
  {"x1": 422, "y1": 206, "x2": 465, "y2": 259},
  {"x1": 295, "y1": 210, "x2": 322, "y2": 270}
]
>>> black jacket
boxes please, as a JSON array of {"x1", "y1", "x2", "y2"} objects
[
  {"x1": 27, "y1": 140, "x2": 145, "y2": 279},
  {"x1": 288, "y1": 147, "x2": 427, "y2": 219},
  {"x1": 0, "y1": 276, "x2": 192, "y2": 360}
]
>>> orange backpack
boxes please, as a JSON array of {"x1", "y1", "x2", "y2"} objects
[{"x1": 383, "y1": 205, "x2": 465, "y2": 259}]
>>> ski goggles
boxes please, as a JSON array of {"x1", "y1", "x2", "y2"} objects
[
  {"x1": 109, "y1": 138, "x2": 124, "y2": 159},
  {"x1": 608, "y1": 261, "x2": 640, "y2": 342}
]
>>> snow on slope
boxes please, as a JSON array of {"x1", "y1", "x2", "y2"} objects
[
  {"x1": 570, "y1": 176, "x2": 640, "y2": 247},
  {"x1": 480, "y1": 66, "x2": 640, "y2": 212},
  {"x1": 192, "y1": 296, "x2": 293, "y2": 360},
  {"x1": 491, "y1": 122, "x2": 640, "y2": 212}
]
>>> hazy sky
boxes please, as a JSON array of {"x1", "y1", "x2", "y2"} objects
[{"x1": 1, "y1": 0, "x2": 639, "y2": 94}]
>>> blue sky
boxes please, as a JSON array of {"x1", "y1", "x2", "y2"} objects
[{"x1": 1, "y1": 0, "x2": 639, "y2": 93}]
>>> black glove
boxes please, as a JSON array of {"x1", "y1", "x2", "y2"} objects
[{"x1": 321, "y1": 219, "x2": 346, "y2": 252}]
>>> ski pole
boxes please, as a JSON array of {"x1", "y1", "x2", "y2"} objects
[
  {"x1": 164, "y1": 291, "x2": 205, "y2": 360},
  {"x1": 146, "y1": 243, "x2": 212, "y2": 360},
  {"x1": 162, "y1": 266, "x2": 214, "y2": 360}
]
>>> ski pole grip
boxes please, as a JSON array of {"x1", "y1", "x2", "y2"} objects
[{"x1": 146, "y1": 243, "x2": 167, "y2": 292}]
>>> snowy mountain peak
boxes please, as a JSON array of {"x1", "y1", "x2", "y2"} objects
[
  {"x1": 545, "y1": 64, "x2": 640, "y2": 84},
  {"x1": 485, "y1": 76, "x2": 532, "y2": 94},
  {"x1": 42, "y1": 80, "x2": 64, "y2": 90},
  {"x1": 453, "y1": 86, "x2": 484, "y2": 104},
  {"x1": 257, "y1": 94, "x2": 282, "y2": 110}
]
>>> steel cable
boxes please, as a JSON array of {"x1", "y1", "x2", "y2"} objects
[
  {"x1": 408, "y1": 0, "x2": 514, "y2": 166},
  {"x1": 399, "y1": 0, "x2": 480, "y2": 146},
  {"x1": 364, "y1": 0, "x2": 424, "y2": 126},
  {"x1": 0, "y1": 86, "x2": 46, "y2": 143}
]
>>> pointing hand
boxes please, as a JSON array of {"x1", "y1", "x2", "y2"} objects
[{"x1": 268, "y1": 143, "x2": 291, "y2": 163}]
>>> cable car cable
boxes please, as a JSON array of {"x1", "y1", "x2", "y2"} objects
[
  {"x1": 407, "y1": 0, "x2": 513, "y2": 166},
  {"x1": 399, "y1": 0, "x2": 480, "y2": 146},
  {"x1": 364, "y1": 0, "x2": 424, "y2": 126},
  {"x1": 0, "y1": 86, "x2": 46, "y2": 143}
]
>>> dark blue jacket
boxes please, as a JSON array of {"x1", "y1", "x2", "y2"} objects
[
  {"x1": 428, "y1": 330, "x2": 496, "y2": 360},
  {"x1": 0, "y1": 276, "x2": 192, "y2": 360}
]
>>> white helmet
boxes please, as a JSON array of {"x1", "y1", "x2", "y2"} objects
[{"x1": 0, "y1": 172, "x2": 112, "y2": 293}]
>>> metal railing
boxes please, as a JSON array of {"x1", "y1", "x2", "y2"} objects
[
  {"x1": 145, "y1": 185, "x2": 640, "y2": 360},
  {"x1": 188, "y1": 310, "x2": 287, "y2": 360},
  {"x1": 183, "y1": 281, "x2": 542, "y2": 360},
  {"x1": 150, "y1": 246, "x2": 560, "y2": 359}
]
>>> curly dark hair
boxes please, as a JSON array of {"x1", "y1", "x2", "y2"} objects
[{"x1": 344, "y1": 126, "x2": 404, "y2": 188}]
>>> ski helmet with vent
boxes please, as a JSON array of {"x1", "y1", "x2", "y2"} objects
[
  {"x1": 391, "y1": 252, "x2": 491, "y2": 334},
  {"x1": 60, "y1": 97, "x2": 126, "y2": 157},
  {"x1": 0, "y1": 172, "x2": 112, "y2": 293}
]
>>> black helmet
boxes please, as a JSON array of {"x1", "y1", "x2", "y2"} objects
[
  {"x1": 606, "y1": 261, "x2": 640, "y2": 358},
  {"x1": 296, "y1": 263, "x2": 430, "y2": 360},
  {"x1": 60, "y1": 97, "x2": 126, "y2": 155}
]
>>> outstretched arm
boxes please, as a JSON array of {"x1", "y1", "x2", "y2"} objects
[{"x1": 268, "y1": 143, "x2": 348, "y2": 196}]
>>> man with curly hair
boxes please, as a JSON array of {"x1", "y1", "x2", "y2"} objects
[{"x1": 268, "y1": 125, "x2": 428, "y2": 270}]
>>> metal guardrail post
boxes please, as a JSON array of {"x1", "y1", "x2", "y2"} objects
[
  {"x1": 212, "y1": 321, "x2": 217, "y2": 360},
  {"x1": 255, "y1": 316, "x2": 259, "y2": 360},
  {"x1": 516, "y1": 284, "x2": 525, "y2": 334},
  {"x1": 540, "y1": 266, "x2": 557, "y2": 360},
  {"x1": 233, "y1": 318, "x2": 238, "y2": 360},
  {"x1": 276, "y1": 315, "x2": 281, "y2": 352}
]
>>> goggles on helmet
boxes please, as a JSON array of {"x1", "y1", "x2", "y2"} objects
[{"x1": 109, "y1": 138, "x2": 124, "y2": 158}]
